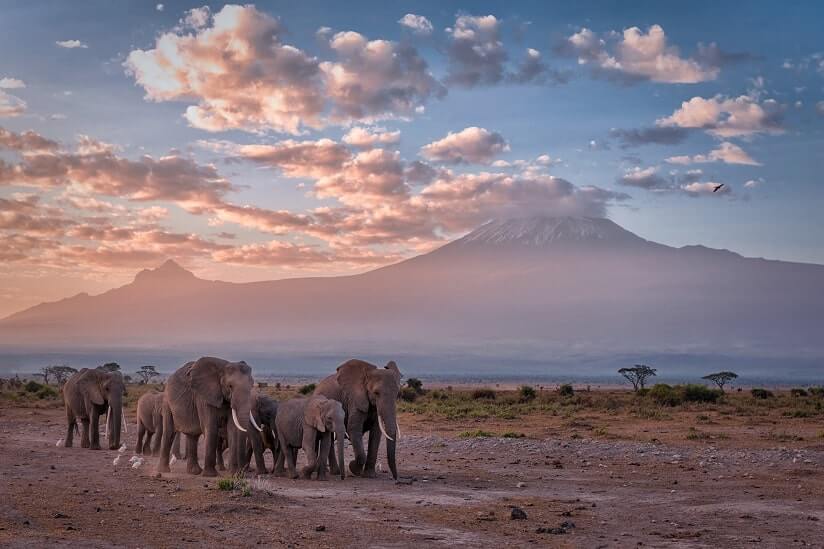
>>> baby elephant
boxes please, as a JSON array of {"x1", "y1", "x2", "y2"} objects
[
  {"x1": 275, "y1": 395, "x2": 345, "y2": 480},
  {"x1": 135, "y1": 392, "x2": 183, "y2": 459}
]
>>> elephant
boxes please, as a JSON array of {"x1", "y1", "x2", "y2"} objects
[
  {"x1": 135, "y1": 392, "x2": 184, "y2": 459},
  {"x1": 228, "y1": 393, "x2": 278, "y2": 474},
  {"x1": 63, "y1": 368, "x2": 127, "y2": 450},
  {"x1": 156, "y1": 357, "x2": 261, "y2": 477},
  {"x1": 315, "y1": 359, "x2": 401, "y2": 479},
  {"x1": 274, "y1": 395, "x2": 345, "y2": 480}
]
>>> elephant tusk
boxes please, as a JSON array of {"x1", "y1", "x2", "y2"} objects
[
  {"x1": 378, "y1": 416, "x2": 394, "y2": 442},
  {"x1": 122, "y1": 409, "x2": 128, "y2": 434},
  {"x1": 105, "y1": 405, "x2": 111, "y2": 439},
  {"x1": 232, "y1": 408, "x2": 247, "y2": 433},
  {"x1": 395, "y1": 421, "x2": 401, "y2": 441},
  {"x1": 249, "y1": 411, "x2": 263, "y2": 432}
]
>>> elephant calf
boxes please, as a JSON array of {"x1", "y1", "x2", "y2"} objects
[
  {"x1": 228, "y1": 393, "x2": 279, "y2": 474},
  {"x1": 135, "y1": 392, "x2": 184, "y2": 459},
  {"x1": 274, "y1": 395, "x2": 345, "y2": 480}
]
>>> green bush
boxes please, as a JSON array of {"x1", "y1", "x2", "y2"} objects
[
  {"x1": 399, "y1": 387, "x2": 418, "y2": 402},
  {"x1": 406, "y1": 378, "x2": 423, "y2": 394},
  {"x1": 681, "y1": 384, "x2": 722, "y2": 403},
  {"x1": 649, "y1": 384, "x2": 681, "y2": 406},
  {"x1": 808, "y1": 387, "x2": 824, "y2": 398},
  {"x1": 557, "y1": 384, "x2": 574, "y2": 397},
  {"x1": 24, "y1": 380, "x2": 43, "y2": 393},
  {"x1": 36, "y1": 385, "x2": 58, "y2": 399},
  {"x1": 471, "y1": 388, "x2": 496, "y2": 400},
  {"x1": 791, "y1": 388, "x2": 808, "y2": 397},
  {"x1": 519, "y1": 385, "x2": 536, "y2": 402},
  {"x1": 298, "y1": 383, "x2": 316, "y2": 395},
  {"x1": 751, "y1": 388, "x2": 774, "y2": 399},
  {"x1": 459, "y1": 429, "x2": 493, "y2": 438}
]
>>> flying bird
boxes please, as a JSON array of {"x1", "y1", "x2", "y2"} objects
[{"x1": 712, "y1": 183, "x2": 725, "y2": 193}]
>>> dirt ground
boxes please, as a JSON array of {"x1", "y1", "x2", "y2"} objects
[{"x1": 1, "y1": 399, "x2": 823, "y2": 548}]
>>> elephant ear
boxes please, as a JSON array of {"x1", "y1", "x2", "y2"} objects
[
  {"x1": 335, "y1": 359, "x2": 373, "y2": 414},
  {"x1": 79, "y1": 369, "x2": 105, "y2": 406},
  {"x1": 305, "y1": 397, "x2": 326, "y2": 433},
  {"x1": 384, "y1": 361, "x2": 401, "y2": 384},
  {"x1": 187, "y1": 357, "x2": 225, "y2": 408}
]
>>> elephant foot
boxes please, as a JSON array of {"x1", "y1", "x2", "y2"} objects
[
  {"x1": 202, "y1": 467, "x2": 218, "y2": 478},
  {"x1": 90, "y1": 444, "x2": 101, "y2": 451},
  {"x1": 329, "y1": 463, "x2": 340, "y2": 475},
  {"x1": 362, "y1": 467, "x2": 377, "y2": 479},
  {"x1": 316, "y1": 472, "x2": 328, "y2": 481},
  {"x1": 273, "y1": 468, "x2": 286, "y2": 477},
  {"x1": 288, "y1": 470, "x2": 299, "y2": 480},
  {"x1": 187, "y1": 464, "x2": 203, "y2": 475},
  {"x1": 216, "y1": 463, "x2": 226, "y2": 472},
  {"x1": 157, "y1": 463, "x2": 171, "y2": 473},
  {"x1": 300, "y1": 466, "x2": 313, "y2": 479},
  {"x1": 348, "y1": 460, "x2": 364, "y2": 477},
  {"x1": 81, "y1": 441, "x2": 90, "y2": 449}
]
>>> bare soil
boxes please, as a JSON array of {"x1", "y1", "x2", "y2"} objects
[{"x1": 1, "y1": 400, "x2": 822, "y2": 548}]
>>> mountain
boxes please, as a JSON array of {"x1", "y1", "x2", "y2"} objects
[{"x1": 1, "y1": 216, "x2": 823, "y2": 370}]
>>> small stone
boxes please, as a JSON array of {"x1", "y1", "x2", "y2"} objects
[
  {"x1": 516, "y1": 482, "x2": 527, "y2": 488},
  {"x1": 510, "y1": 507, "x2": 528, "y2": 520},
  {"x1": 315, "y1": 525, "x2": 326, "y2": 532}
]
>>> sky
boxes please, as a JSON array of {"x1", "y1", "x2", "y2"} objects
[{"x1": 0, "y1": 0, "x2": 823, "y2": 317}]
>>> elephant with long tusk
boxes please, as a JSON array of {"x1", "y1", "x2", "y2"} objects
[
  {"x1": 156, "y1": 357, "x2": 256, "y2": 477},
  {"x1": 314, "y1": 359, "x2": 402, "y2": 480}
]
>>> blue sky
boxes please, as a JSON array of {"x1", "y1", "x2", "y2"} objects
[{"x1": 0, "y1": 1, "x2": 822, "y2": 315}]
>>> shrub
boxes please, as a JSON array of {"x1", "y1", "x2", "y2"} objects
[
  {"x1": 298, "y1": 383, "x2": 316, "y2": 395},
  {"x1": 459, "y1": 429, "x2": 493, "y2": 438},
  {"x1": 519, "y1": 385, "x2": 536, "y2": 402},
  {"x1": 24, "y1": 380, "x2": 43, "y2": 393},
  {"x1": 557, "y1": 384, "x2": 574, "y2": 397},
  {"x1": 36, "y1": 385, "x2": 58, "y2": 399},
  {"x1": 751, "y1": 388, "x2": 774, "y2": 399},
  {"x1": 471, "y1": 388, "x2": 496, "y2": 400},
  {"x1": 808, "y1": 387, "x2": 824, "y2": 398},
  {"x1": 429, "y1": 390, "x2": 449, "y2": 401},
  {"x1": 399, "y1": 387, "x2": 418, "y2": 402},
  {"x1": 501, "y1": 431, "x2": 525, "y2": 438},
  {"x1": 648, "y1": 384, "x2": 681, "y2": 406},
  {"x1": 791, "y1": 388, "x2": 809, "y2": 397},
  {"x1": 681, "y1": 384, "x2": 722, "y2": 403},
  {"x1": 406, "y1": 378, "x2": 424, "y2": 394}
]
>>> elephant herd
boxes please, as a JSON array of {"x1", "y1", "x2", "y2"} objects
[{"x1": 62, "y1": 357, "x2": 403, "y2": 482}]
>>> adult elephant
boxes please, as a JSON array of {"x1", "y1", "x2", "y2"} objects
[
  {"x1": 156, "y1": 357, "x2": 260, "y2": 477},
  {"x1": 315, "y1": 359, "x2": 401, "y2": 479},
  {"x1": 63, "y1": 368, "x2": 126, "y2": 450}
]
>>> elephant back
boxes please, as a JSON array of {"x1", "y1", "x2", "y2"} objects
[{"x1": 275, "y1": 397, "x2": 308, "y2": 448}]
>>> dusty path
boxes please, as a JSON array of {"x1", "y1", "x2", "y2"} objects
[{"x1": 1, "y1": 406, "x2": 822, "y2": 548}]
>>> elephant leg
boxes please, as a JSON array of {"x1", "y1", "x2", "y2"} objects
[
  {"x1": 315, "y1": 434, "x2": 332, "y2": 481},
  {"x1": 250, "y1": 431, "x2": 266, "y2": 474},
  {"x1": 364, "y1": 426, "x2": 381, "y2": 477},
  {"x1": 80, "y1": 418, "x2": 90, "y2": 448},
  {"x1": 273, "y1": 434, "x2": 286, "y2": 477},
  {"x1": 282, "y1": 441, "x2": 298, "y2": 479},
  {"x1": 136, "y1": 423, "x2": 145, "y2": 455},
  {"x1": 172, "y1": 431, "x2": 184, "y2": 460},
  {"x1": 202, "y1": 411, "x2": 219, "y2": 477},
  {"x1": 186, "y1": 433, "x2": 202, "y2": 475},
  {"x1": 227, "y1": 425, "x2": 238, "y2": 474},
  {"x1": 151, "y1": 423, "x2": 163, "y2": 456},
  {"x1": 328, "y1": 440, "x2": 340, "y2": 476},
  {"x1": 65, "y1": 411, "x2": 75, "y2": 448},
  {"x1": 347, "y1": 417, "x2": 366, "y2": 476},
  {"x1": 90, "y1": 409, "x2": 101, "y2": 450},
  {"x1": 156, "y1": 408, "x2": 174, "y2": 473},
  {"x1": 301, "y1": 428, "x2": 318, "y2": 479}
]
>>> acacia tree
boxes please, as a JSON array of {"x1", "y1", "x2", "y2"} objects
[
  {"x1": 134, "y1": 365, "x2": 160, "y2": 384},
  {"x1": 702, "y1": 371, "x2": 738, "y2": 392},
  {"x1": 618, "y1": 365, "x2": 657, "y2": 391},
  {"x1": 41, "y1": 365, "x2": 78, "y2": 386},
  {"x1": 98, "y1": 362, "x2": 121, "y2": 373}
]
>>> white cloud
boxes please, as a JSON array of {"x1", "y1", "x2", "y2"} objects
[
  {"x1": 420, "y1": 127, "x2": 509, "y2": 164},
  {"x1": 0, "y1": 78, "x2": 26, "y2": 89},
  {"x1": 665, "y1": 142, "x2": 761, "y2": 166},
  {"x1": 0, "y1": 90, "x2": 26, "y2": 117},
  {"x1": 342, "y1": 126, "x2": 401, "y2": 148},
  {"x1": 56, "y1": 40, "x2": 88, "y2": 49},
  {"x1": 559, "y1": 24, "x2": 720, "y2": 83},
  {"x1": 398, "y1": 14, "x2": 433, "y2": 35},
  {"x1": 445, "y1": 15, "x2": 507, "y2": 87},
  {"x1": 657, "y1": 94, "x2": 784, "y2": 137}
]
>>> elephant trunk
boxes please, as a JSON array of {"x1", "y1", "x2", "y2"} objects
[
  {"x1": 108, "y1": 397, "x2": 123, "y2": 450},
  {"x1": 336, "y1": 429, "x2": 345, "y2": 480},
  {"x1": 230, "y1": 392, "x2": 253, "y2": 469},
  {"x1": 377, "y1": 403, "x2": 398, "y2": 480}
]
